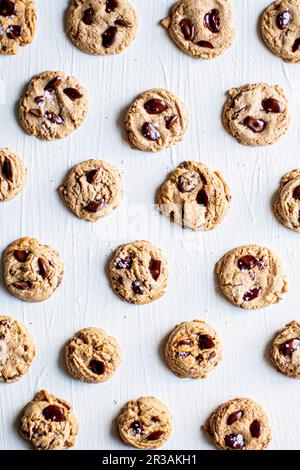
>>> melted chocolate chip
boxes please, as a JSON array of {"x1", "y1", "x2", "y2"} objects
[
  {"x1": 204, "y1": 9, "x2": 220, "y2": 33},
  {"x1": 38, "y1": 258, "x2": 48, "y2": 279},
  {"x1": 147, "y1": 430, "x2": 165, "y2": 441},
  {"x1": 115, "y1": 19, "x2": 132, "y2": 27},
  {"x1": 115, "y1": 255, "x2": 132, "y2": 269},
  {"x1": 45, "y1": 110, "x2": 63, "y2": 125},
  {"x1": 89, "y1": 359, "x2": 106, "y2": 375},
  {"x1": 177, "y1": 171, "x2": 200, "y2": 193},
  {"x1": 277, "y1": 9, "x2": 292, "y2": 29},
  {"x1": 13, "y1": 281, "x2": 31, "y2": 290},
  {"x1": 165, "y1": 114, "x2": 178, "y2": 129},
  {"x1": 82, "y1": 7, "x2": 94, "y2": 25},
  {"x1": 14, "y1": 250, "x2": 30, "y2": 262},
  {"x1": 197, "y1": 40, "x2": 214, "y2": 49},
  {"x1": 35, "y1": 95, "x2": 45, "y2": 105},
  {"x1": 86, "y1": 169, "x2": 99, "y2": 184},
  {"x1": 262, "y1": 98, "x2": 283, "y2": 113},
  {"x1": 6, "y1": 24, "x2": 21, "y2": 39},
  {"x1": 196, "y1": 189, "x2": 209, "y2": 207},
  {"x1": 102, "y1": 26, "x2": 117, "y2": 48},
  {"x1": 238, "y1": 255, "x2": 260, "y2": 271},
  {"x1": 149, "y1": 259, "x2": 161, "y2": 281},
  {"x1": 142, "y1": 122, "x2": 160, "y2": 141},
  {"x1": 30, "y1": 108, "x2": 43, "y2": 117},
  {"x1": 292, "y1": 38, "x2": 300, "y2": 52},
  {"x1": 131, "y1": 281, "x2": 143, "y2": 295},
  {"x1": 243, "y1": 287, "x2": 261, "y2": 302},
  {"x1": 43, "y1": 405, "x2": 65, "y2": 422},
  {"x1": 280, "y1": 338, "x2": 300, "y2": 356},
  {"x1": 0, "y1": 0, "x2": 16, "y2": 17},
  {"x1": 44, "y1": 76, "x2": 62, "y2": 92},
  {"x1": 84, "y1": 199, "x2": 105, "y2": 213},
  {"x1": 144, "y1": 99, "x2": 167, "y2": 115},
  {"x1": 106, "y1": 0, "x2": 118, "y2": 13},
  {"x1": 227, "y1": 410, "x2": 243, "y2": 425},
  {"x1": 292, "y1": 185, "x2": 300, "y2": 200},
  {"x1": 225, "y1": 433, "x2": 245, "y2": 449},
  {"x1": 2, "y1": 157, "x2": 13, "y2": 182},
  {"x1": 244, "y1": 116, "x2": 266, "y2": 133},
  {"x1": 250, "y1": 419, "x2": 261, "y2": 438},
  {"x1": 199, "y1": 334, "x2": 214, "y2": 350},
  {"x1": 131, "y1": 420, "x2": 143, "y2": 435},
  {"x1": 63, "y1": 88, "x2": 83, "y2": 101},
  {"x1": 180, "y1": 19, "x2": 195, "y2": 41}
]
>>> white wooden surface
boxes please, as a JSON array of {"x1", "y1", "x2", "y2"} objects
[{"x1": 1, "y1": 0, "x2": 300, "y2": 450}]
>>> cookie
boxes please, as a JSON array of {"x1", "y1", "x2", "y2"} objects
[
  {"x1": 271, "y1": 321, "x2": 300, "y2": 378},
  {"x1": 116, "y1": 396, "x2": 172, "y2": 449},
  {"x1": 273, "y1": 169, "x2": 300, "y2": 232},
  {"x1": 216, "y1": 245, "x2": 288, "y2": 309},
  {"x1": 4, "y1": 237, "x2": 64, "y2": 302},
  {"x1": 0, "y1": 0, "x2": 37, "y2": 55},
  {"x1": 0, "y1": 148, "x2": 27, "y2": 202},
  {"x1": 19, "y1": 71, "x2": 88, "y2": 141},
  {"x1": 59, "y1": 159, "x2": 123, "y2": 222},
  {"x1": 67, "y1": 0, "x2": 137, "y2": 55},
  {"x1": 261, "y1": 0, "x2": 300, "y2": 63},
  {"x1": 223, "y1": 83, "x2": 290, "y2": 146},
  {"x1": 19, "y1": 390, "x2": 78, "y2": 450},
  {"x1": 65, "y1": 327, "x2": 121, "y2": 383},
  {"x1": 156, "y1": 161, "x2": 231, "y2": 231},
  {"x1": 0, "y1": 315, "x2": 35, "y2": 383},
  {"x1": 125, "y1": 89, "x2": 188, "y2": 152},
  {"x1": 108, "y1": 240, "x2": 168, "y2": 304},
  {"x1": 161, "y1": 0, "x2": 235, "y2": 59},
  {"x1": 203, "y1": 397, "x2": 271, "y2": 450},
  {"x1": 165, "y1": 320, "x2": 222, "y2": 379}
]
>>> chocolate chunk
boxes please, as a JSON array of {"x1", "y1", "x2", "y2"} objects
[
  {"x1": 243, "y1": 287, "x2": 261, "y2": 302},
  {"x1": 149, "y1": 259, "x2": 161, "y2": 281},
  {"x1": 63, "y1": 88, "x2": 83, "y2": 101},
  {"x1": 292, "y1": 185, "x2": 300, "y2": 200},
  {"x1": 102, "y1": 26, "x2": 117, "y2": 48},
  {"x1": 142, "y1": 122, "x2": 160, "y2": 141},
  {"x1": 227, "y1": 410, "x2": 243, "y2": 425},
  {"x1": 147, "y1": 430, "x2": 165, "y2": 441},
  {"x1": 86, "y1": 169, "x2": 99, "y2": 184},
  {"x1": 197, "y1": 40, "x2": 214, "y2": 49},
  {"x1": 262, "y1": 98, "x2": 283, "y2": 113},
  {"x1": 244, "y1": 116, "x2": 266, "y2": 133},
  {"x1": 14, "y1": 250, "x2": 29, "y2": 262},
  {"x1": 292, "y1": 38, "x2": 300, "y2": 52},
  {"x1": 250, "y1": 419, "x2": 261, "y2": 438},
  {"x1": 225, "y1": 433, "x2": 245, "y2": 449},
  {"x1": 0, "y1": 0, "x2": 16, "y2": 17},
  {"x1": 144, "y1": 99, "x2": 167, "y2": 115},
  {"x1": 30, "y1": 108, "x2": 43, "y2": 117},
  {"x1": 165, "y1": 114, "x2": 178, "y2": 129},
  {"x1": 238, "y1": 255, "x2": 260, "y2": 271},
  {"x1": 131, "y1": 281, "x2": 143, "y2": 295},
  {"x1": 45, "y1": 110, "x2": 63, "y2": 125},
  {"x1": 115, "y1": 19, "x2": 132, "y2": 27},
  {"x1": 208, "y1": 351, "x2": 217, "y2": 360},
  {"x1": 38, "y1": 258, "x2": 48, "y2": 279},
  {"x1": 84, "y1": 199, "x2": 105, "y2": 213},
  {"x1": 277, "y1": 9, "x2": 292, "y2": 30},
  {"x1": 6, "y1": 24, "x2": 21, "y2": 39},
  {"x1": 2, "y1": 157, "x2": 13, "y2": 182},
  {"x1": 43, "y1": 405, "x2": 65, "y2": 422},
  {"x1": 13, "y1": 281, "x2": 31, "y2": 290},
  {"x1": 89, "y1": 359, "x2": 106, "y2": 375},
  {"x1": 131, "y1": 420, "x2": 143, "y2": 435},
  {"x1": 196, "y1": 189, "x2": 209, "y2": 207},
  {"x1": 44, "y1": 76, "x2": 62, "y2": 92},
  {"x1": 280, "y1": 338, "x2": 300, "y2": 356},
  {"x1": 180, "y1": 19, "x2": 195, "y2": 41},
  {"x1": 106, "y1": 0, "x2": 118, "y2": 13},
  {"x1": 82, "y1": 7, "x2": 94, "y2": 25},
  {"x1": 199, "y1": 334, "x2": 214, "y2": 350},
  {"x1": 115, "y1": 255, "x2": 132, "y2": 269},
  {"x1": 204, "y1": 9, "x2": 220, "y2": 33},
  {"x1": 34, "y1": 95, "x2": 45, "y2": 105},
  {"x1": 178, "y1": 171, "x2": 200, "y2": 193}
]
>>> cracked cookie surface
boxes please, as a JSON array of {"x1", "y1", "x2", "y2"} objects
[
  {"x1": 0, "y1": 148, "x2": 27, "y2": 201},
  {"x1": 161, "y1": 0, "x2": 235, "y2": 59},
  {"x1": 59, "y1": 159, "x2": 122, "y2": 222},
  {"x1": 223, "y1": 83, "x2": 290, "y2": 146},
  {"x1": 273, "y1": 169, "x2": 300, "y2": 232},
  {"x1": 19, "y1": 390, "x2": 78, "y2": 450},
  {"x1": 117, "y1": 396, "x2": 172, "y2": 449},
  {"x1": 108, "y1": 240, "x2": 168, "y2": 304},
  {"x1": 0, "y1": 315, "x2": 35, "y2": 383},
  {"x1": 271, "y1": 321, "x2": 300, "y2": 378},
  {"x1": 216, "y1": 245, "x2": 288, "y2": 309},
  {"x1": 19, "y1": 71, "x2": 88, "y2": 141},
  {"x1": 67, "y1": 0, "x2": 137, "y2": 55},
  {"x1": 4, "y1": 237, "x2": 64, "y2": 302},
  {"x1": 261, "y1": 0, "x2": 300, "y2": 63},
  {"x1": 0, "y1": 0, "x2": 37, "y2": 55},
  {"x1": 65, "y1": 327, "x2": 121, "y2": 383},
  {"x1": 125, "y1": 88, "x2": 188, "y2": 152},
  {"x1": 165, "y1": 320, "x2": 222, "y2": 379},
  {"x1": 203, "y1": 397, "x2": 271, "y2": 450},
  {"x1": 156, "y1": 161, "x2": 231, "y2": 231}
]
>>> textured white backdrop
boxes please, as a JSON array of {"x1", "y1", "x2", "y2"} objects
[{"x1": 1, "y1": 0, "x2": 300, "y2": 450}]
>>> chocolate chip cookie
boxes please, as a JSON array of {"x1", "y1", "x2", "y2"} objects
[
  {"x1": 67, "y1": 0, "x2": 137, "y2": 55},
  {"x1": 165, "y1": 320, "x2": 222, "y2": 379},
  {"x1": 0, "y1": 148, "x2": 27, "y2": 202},
  {"x1": 19, "y1": 71, "x2": 88, "y2": 141},
  {"x1": 203, "y1": 398, "x2": 271, "y2": 450},
  {"x1": 19, "y1": 390, "x2": 78, "y2": 450},
  {"x1": 216, "y1": 245, "x2": 288, "y2": 309},
  {"x1": 156, "y1": 161, "x2": 231, "y2": 231},
  {"x1": 271, "y1": 321, "x2": 300, "y2": 378},
  {"x1": 0, "y1": 315, "x2": 35, "y2": 383},
  {"x1": 108, "y1": 240, "x2": 168, "y2": 304},
  {"x1": 125, "y1": 89, "x2": 188, "y2": 152},
  {"x1": 261, "y1": 0, "x2": 300, "y2": 62},
  {"x1": 161, "y1": 0, "x2": 235, "y2": 59},
  {"x1": 59, "y1": 159, "x2": 122, "y2": 222},
  {"x1": 117, "y1": 396, "x2": 172, "y2": 449},
  {"x1": 4, "y1": 237, "x2": 64, "y2": 302},
  {"x1": 0, "y1": 0, "x2": 37, "y2": 55},
  {"x1": 65, "y1": 327, "x2": 121, "y2": 383},
  {"x1": 223, "y1": 83, "x2": 290, "y2": 146},
  {"x1": 273, "y1": 169, "x2": 300, "y2": 232}
]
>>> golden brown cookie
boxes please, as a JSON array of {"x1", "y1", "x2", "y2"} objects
[
  {"x1": 0, "y1": 148, "x2": 27, "y2": 202},
  {"x1": 0, "y1": 0, "x2": 37, "y2": 55},
  {"x1": 273, "y1": 169, "x2": 300, "y2": 232},
  {"x1": 271, "y1": 321, "x2": 300, "y2": 378}
]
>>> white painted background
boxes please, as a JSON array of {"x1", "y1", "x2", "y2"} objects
[{"x1": 0, "y1": 0, "x2": 300, "y2": 450}]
